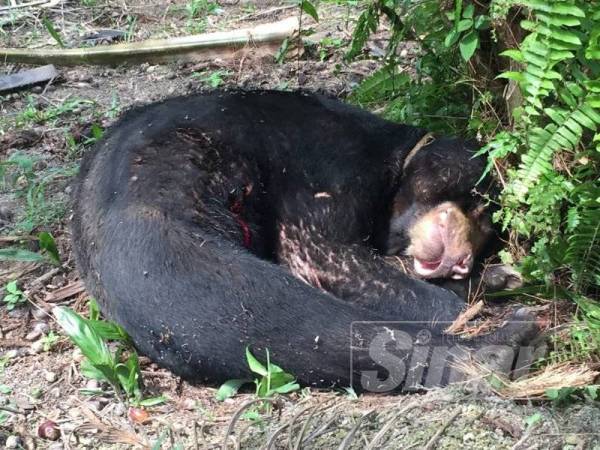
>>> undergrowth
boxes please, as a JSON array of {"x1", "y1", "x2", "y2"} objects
[{"x1": 342, "y1": 0, "x2": 600, "y2": 363}]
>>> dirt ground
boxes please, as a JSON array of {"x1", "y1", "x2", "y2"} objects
[{"x1": 1, "y1": 1, "x2": 600, "y2": 449}]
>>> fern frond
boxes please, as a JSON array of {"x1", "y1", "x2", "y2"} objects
[
  {"x1": 512, "y1": 99, "x2": 600, "y2": 196},
  {"x1": 565, "y1": 184, "x2": 600, "y2": 290}
]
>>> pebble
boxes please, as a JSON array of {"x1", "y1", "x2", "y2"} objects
[
  {"x1": 5, "y1": 435, "x2": 21, "y2": 448},
  {"x1": 463, "y1": 432, "x2": 475, "y2": 442},
  {"x1": 85, "y1": 379, "x2": 99, "y2": 390},
  {"x1": 182, "y1": 398, "x2": 197, "y2": 410},
  {"x1": 113, "y1": 402, "x2": 126, "y2": 416},
  {"x1": 72, "y1": 348, "x2": 85, "y2": 362},
  {"x1": 45, "y1": 371, "x2": 58, "y2": 383},
  {"x1": 0, "y1": 205, "x2": 14, "y2": 222},
  {"x1": 31, "y1": 307, "x2": 50, "y2": 320},
  {"x1": 64, "y1": 185, "x2": 73, "y2": 195},
  {"x1": 30, "y1": 340, "x2": 45, "y2": 354},
  {"x1": 48, "y1": 444, "x2": 64, "y2": 450}
]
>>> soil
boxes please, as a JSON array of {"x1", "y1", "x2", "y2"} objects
[{"x1": 0, "y1": 1, "x2": 599, "y2": 449}]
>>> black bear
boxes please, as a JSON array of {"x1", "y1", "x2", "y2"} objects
[{"x1": 72, "y1": 90, "x2": 536, "y2": 389}]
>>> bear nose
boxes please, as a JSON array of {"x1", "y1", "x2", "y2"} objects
[{"x1": 451, "y1": 253, "x2": 472, "y2": 278}]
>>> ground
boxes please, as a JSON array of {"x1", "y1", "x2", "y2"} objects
[{"x1": 0, "y1": 1, "x2": 599, "y2": 449}]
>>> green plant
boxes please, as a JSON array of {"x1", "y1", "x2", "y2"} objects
[
  {"x1": 185, "y1": 0, "x2": 218, "y2": 33},
  {"x1": 444, "y1": 2, "x2": 490, "y2": 62},
  {"x1": 0, "y1": 232, "x2": 61, "y2": 265},
  {"x1": 54, "y1": 301, "x2": 165, "y2": 406},
  {"x1": 191, "y1": 69, "x2": 232, "y2": 88},
  {"x1": 41, "y1": 331, "x2": 60, "y2": 352},
  {"x1": 3, "y1": 280, "x2": 26, "y2": 310},
  {"x1": 216, "y1": 347, "x2": 299, "y2": 401},
  {"x1": 477, "y1": 1, "x2": 600, "y2": 318}
]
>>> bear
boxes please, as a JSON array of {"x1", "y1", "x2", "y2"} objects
[{"x1": 72, "y1": 90, "x2": 537, "y2": 389}]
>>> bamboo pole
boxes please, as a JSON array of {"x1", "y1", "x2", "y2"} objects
[{"x1": 0, "y1": 17, "x2": 299, "y2": 66}]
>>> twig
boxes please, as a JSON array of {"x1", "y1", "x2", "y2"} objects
[
  {"x1": 423, "y1": 408, "x2": 461, "y2": 450},
  {"x1": 365, "y1": 402, "x2": 418, "y2": 450},
  {"x1": 222, "y1": 398, "x2": 274, "y2": 450},
  {"x1": 0, "y1": 405, "x2": 25, "y2": 415},
  {"x1": 338, "y1": 410, "x2": 376, "y2": 450}
]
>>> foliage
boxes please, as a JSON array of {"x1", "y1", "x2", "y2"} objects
[
  {"x1": 344, "y1": 0, "x2": 600, "y2": 343},
  {"x1": 54, "y1": 301, "x2": 165, "y2": 406},
  {"x1": 216, "y1": 347, "x2": 299, "y2": 401},
  {"x1": 345, "y1": 0, "x2": 478, "y2": 135},
  {"x1": 3, "y1": 280, "x2": 26, "y2": 310},
  {"x1": 0, "y1": 232, "x2": 60, "y2": 266}
]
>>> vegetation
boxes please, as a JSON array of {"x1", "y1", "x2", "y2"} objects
[
  {"x1": 54, "y1": 300, "x2": 165, "y2": 406},
  {"x1": 342, "y1": 0, "x2": 600, "y2": 363},
  {"x1": 217, "y1": 348, "x2": 299, "y2": 401}
]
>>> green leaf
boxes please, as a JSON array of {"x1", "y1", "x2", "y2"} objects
[
  {"x1": 0, "y1": 248, "x2": 45, "y2": 263},
  {"x1": 457, "y1": 18, "x2": 473, "y2": 32},
  {"x1": 88, "y1": 298, "x2": 100, "y2": 321},
  {"x1": 38, "y1": 232, "x2": 60, "y2": 265},
  {"x1": 462, "y1": 3, "x2": 474, "y2": 19},
  {"x1": 138, "y1": 395, "x2": 168, "y2": 407},
  {"x1": 245, "y1": 347, "x2": 268, "y2": 376},
  {"x1": 525, "y1": 412, "x2": 542, "y2": 427},
  {"x1": 87, "y1": 320, "x2": 130, "y2": 342},
  {"x1": 5, "y1": 280, "x2": 19, "y2": 295},
  {"x1": 300, "y1": 0, "x2": 318, "y2": 22},
  {"x1": 54, "y1": 307, "x2": 117, "y2": 384},
  {"x1": 271, "y1": 381, "x2": 300, "y2": 395},
  {"x1": 500, "y1": 49, "x2": 524, "y2": 63},
  {"x1": 444, "y1": 28, "x2": 460, "y2": 48},
  {"x1": 459, "y1": 31, "x2": 479, "y2": 61},
  {"x1": 42, "y1": 16, "x2": 65, "y2": 48},
  {"x1": 216, "y1": 379, "x2": 251, "y2": 401},
  {"x1": 0, "y1": 385, "x2": 12, "y2": 394},
  {"x1": 474, "y1": 15, "x2": 491, "y2": 30},
  {"x1": 80, "y1": 357, "x2": 109, "y2": 381}
]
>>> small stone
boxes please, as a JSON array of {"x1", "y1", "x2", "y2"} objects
[
  {"x1": 31, "y1": 307, "x2": 50, "y2": 320},
  {"x1": 87, "y1": 400, "x2": 103, "y2": 411},
  {"x1": 146, "y1": 65, "x2": 157, "y2": 73},
  {"x1": 182, "y1": 398, "x2": 197, "y2": 410},
  {"x1": 26, "y1": 329, "x2": 42, "y2": 341},
  {"x1": 49, "y1": 387, "x2": 61, "y2": 398},
  {"x1": 30, "y1": 340, "x2": 44, "y2": 354},
  {"x1": 113, "y1": 402, "x2": 126, "y2": 416},
  {"x1": 463, "y1": 432, "x2": 475, "y2": 442},
  {"x1": 166, "y1": 73, "x2": 176, "y2": 80},
  {"x1": 85, "y1": 379, "x2": 99, "y2": 390},
  {"x1": 48, "y1": 444, "x2": 64, "y2": 450},
  {"x1": 5, "y1": 435, "x2": 21, "y2": 448},
  {"x1": 31, "y1": 86, "x2": 43, "y2": 93},
  {"x1": 45, "y1": 371, "x2": 58, "y2": 383},
  {"x1": 64, "y1": 185, "x2": 73, "y2": 195},
  {"x1": 72, "y1": 348, "x2": 84, "y2": 362},
  {"x1": 4, "y1": 349, "x2": 18, "y2": 359}
]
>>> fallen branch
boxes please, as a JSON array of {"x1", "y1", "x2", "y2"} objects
[
  {"x1": 0, "y1": 0, "x2": 61, "y2": 13},
  {"x1": 0, "y1": 17, "x2": 299, "y2": 66}
]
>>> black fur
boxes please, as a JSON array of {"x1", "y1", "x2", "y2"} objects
[{"x1": 72, "y1": 90, "x2": 535, "y2": 388}]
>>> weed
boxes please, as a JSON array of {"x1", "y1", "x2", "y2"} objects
[
  {"x1": 185, "y1": 0, "x2": 219, "y2": 33},
  {"x1": 3, "y1": 280, "x2": 26, "y2": 310},
  {"x1": 318, "y1": 36, "x2": 344, "y2": 61},
  {"x1": 42, "y1": 16, "x2": 65, "y2": 48},
  {"x1": 41, "y1": 331, "x2": 60, "y2": 352},
  {"x1": 54, "y1": 301, "x2": 166, "y2": 406},
  {"x1": 191, "y1": 69, "x2": 232, "y2": 88},
  {"x1": 216, "y1": 347, "x2": 299, "y2": 401}
]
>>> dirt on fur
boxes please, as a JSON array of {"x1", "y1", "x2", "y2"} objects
[{"x1": 0, "y1": 1, "x2": 599, "y2": 449}]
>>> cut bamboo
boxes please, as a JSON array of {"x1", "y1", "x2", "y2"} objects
[{"x1": 0, "y1": 17, "x2": 299, "y2": 66}]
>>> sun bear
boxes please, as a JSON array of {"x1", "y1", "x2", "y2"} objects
[{"x1": 72, "y1": 90, "x2": 537, "y2": 388}]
